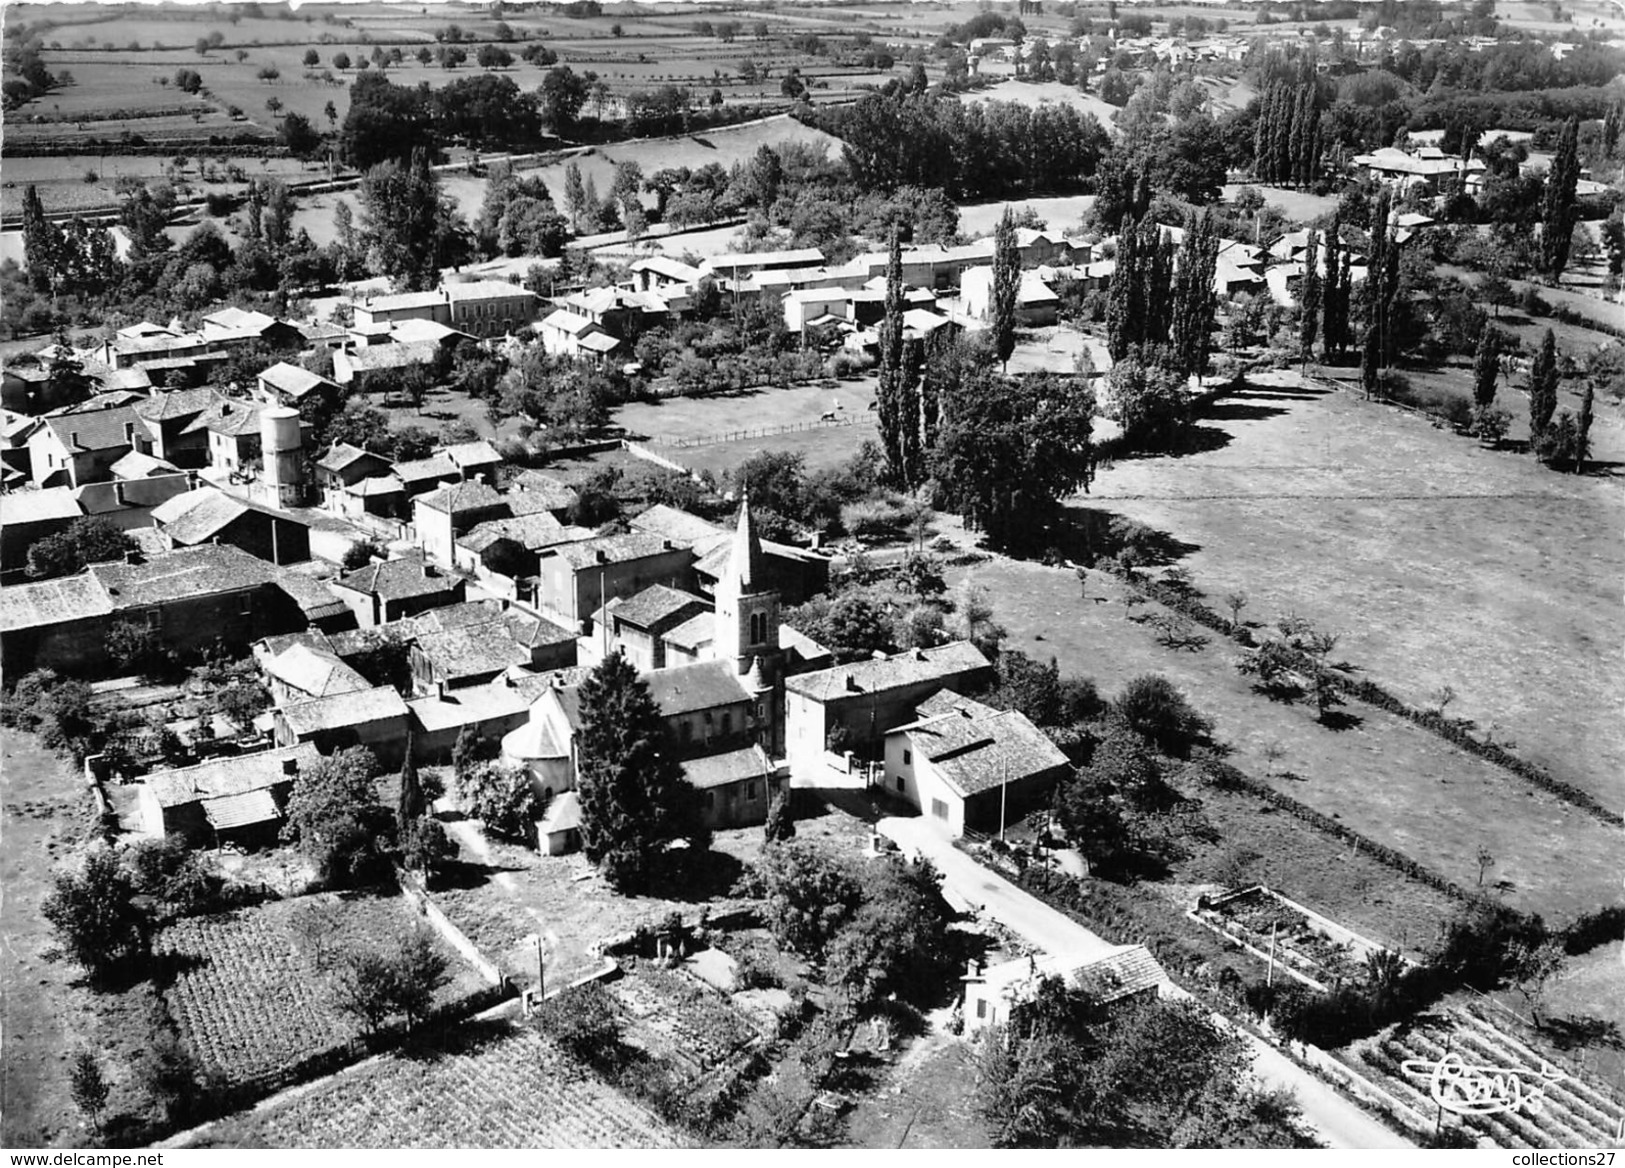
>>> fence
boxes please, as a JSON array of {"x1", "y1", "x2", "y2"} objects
[{"x1": 651, "y1": 415, "x2": 860, "y2": 449}]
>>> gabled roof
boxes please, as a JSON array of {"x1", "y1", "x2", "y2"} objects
[
  {"x1": 0, "y1": 573, "x2": 114, "y2": 632},
  {"x1": 111, "y1": 450, "x2": 179, "y2": 479},
  {"x1": 643, "y1": 659, "x2": 752, "y2": 718},
  {"x1": 786, "y1": 642, "x2": 991, "y2": 703},
  {"x1": 457, "y1": 512, "x2": 578, "y2": 555},
  {"x1": 601, "y1": 583, "x2": 709, "y2": 633},
  {"x1": 892, "y1": 690, "x2": 1068, "y2": 798},
  {"x1": 38, "y1": 405, "x2": 141, "y2": 453},
  {"x1": 386, "y1": 318, "x2": 468, "y2": 346},
  {"x1": 151, "y1": 487, "x2": 254, "y2": 546},
  {"x1": 443, "y1": 440, "x2": 502, "y2": 469},
  {"x1": 630, "y1": 257, "x2": 704, "y2": 283},
  {"x1": 341, "y1": 342, "x2": 441, "y2": 373},
  {"x1": 705, "y1": 248, "x2": 825, "y2": 270},
  {"x1": 335, "y1": 556, "x2": 462, "y2": 602},
  {"x1": 548, "y1": 531, "x2": 682, "y2": 570},
  {"x1": 3, "y1": 486, "x2": 84, "y2": 525},
  {"x1": 143, "y1": 743, "x2": 319, "y2": 809},
  {"x1": 135, "y1": 387, "x2": 220, "y2": 424},
  {"x1": 316, "y1": 443, "x2": 387, "y2": 474},
  {"x1": 361, "y1": 289, "x2": 446, "y2": 313},
  {"x1": 202, "y1": 306, "x2": 278, "y2": 333},
  {"x1": 538, "y1": 789, "x2": 582, "y2": 833},
  {"x1": 416, "y1": 480, "x2": 506, "y2": 515},
  {"x1": 187, "y1": 396, "x2": 261, "y2": 437},
  {"x1": 537, "y1": 309, "x2": 599, "y2": 338},
  {"x1": 258, "y1": 361, "x2": 334, "y2": 399},
  {"x1": 681, "y1": 744, "x2": 775, "y2": 790},
  {"x1": 280, "y1": 685, "x2": 409, "y2": 735},
  {"x1": 662, "y1": 611, "x2": 714, "y2": 651},
  {"x1": 346, "y1": 473, "x2": 406, "y2": 498},
  {"x1": 629, "y1": 504, "x2": 725, "y2": 546},
  {"x1": 261, "y1": 642, "x2": 370, "y2": 698},
  {"x1": 415, "y1": 622, "x2": 531, "y2": 680},
  {"x1": 392, "y1": 453, "x2": 459, "y2": 484},
  {"x1": 442, "y1": 279, "x2": 532, "y2": 303}
]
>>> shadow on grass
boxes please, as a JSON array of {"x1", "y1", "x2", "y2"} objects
[
  {"x1": 663, "y1": 846, "x2": 747, "y2": 902},
  {"x1": 1202, "y1": 400, "x2": 1291, "y2": 423},
  {"x1": 1062, "y1": 506, "x2": 1202, "y2": 568},
  {"x1": 432, "y1": 858, "x2": 529, "y2": 891},
  {"x1": 1543, "y1": 1014, "x2": 1624, "y2": 1052},
  {"x1": 395, "y1": 1015, "x2": 516, "y2": 1064},
  {"x1": 1317, "y1": 709, "x2": 1365, "y2": 733}
]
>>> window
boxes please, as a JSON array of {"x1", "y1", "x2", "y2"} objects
[
  {"x1": 976, "y1": 999, "x2": 987, "y2": 1019},
  {"x1": 895, "y1": 776, "x2": 905, "y2": 792},
  {"x1": 749, "y1": 611, "x2": 769, "y2": 645},
  {"x1": 681, "y1": 722, "x2": 693, "y2": 743},
  {"x1": 757, "y1": 701, "x2": 767, "y2": 719},
  {"x1": 720, "y1": 712, "x2": 731, "y2": 736},
  {"x1": 746, "y1": 781, "x2": 759, "y2": 800},
  {"x1": 903, "y1": 748, "x2": 912, "y2": 765},
  {"x1": 704, "y1": 792, "x2": 714, "y2": 809},
  {"x1": 931, "y1": 799, "x2": 949, "y2": 820}
]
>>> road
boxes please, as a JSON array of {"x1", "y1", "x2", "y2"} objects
[{"x1": 878, "y1": 816, "x2": 1412, "y2": 1151}]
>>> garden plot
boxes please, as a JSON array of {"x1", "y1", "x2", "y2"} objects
[
  {"x1": 155, "y1": 891, "x2": 488, "y2": 1088},
  {"x1": 612, "y1": 961, "x2": 765, "y2": 1080},
  {"x1": 190, "y1": 1022, "x2": 680, "y2": 1149},
  {"x1": 1194, "y1": 886, "x2": 1386, "y2": 990}
]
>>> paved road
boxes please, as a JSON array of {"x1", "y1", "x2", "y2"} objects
[{"x1": 878, "y1": 816, "x2": 1412, "y2": 1150}]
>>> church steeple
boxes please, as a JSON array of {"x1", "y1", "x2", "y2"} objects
[
  {"x1": 713, "y1": 498, "x2": 779, "y2": 676},
  {"x1": 725, "y1": 495, "x2": 765, "y2": 595}
]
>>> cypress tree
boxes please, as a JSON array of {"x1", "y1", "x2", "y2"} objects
[
  {"x1": 575, "y1": 651, "x2": 701, "y2": 893},
  {"x1": 1539, "y1": 117, "x2": 1581, "y2": 281},
  {"x1": 1253, "y1": 89, "x2": 1273, "y2": 183},
  {"x1": 1360, "y1": 324, "x2": 1380, "y2": 399},
  {"x1": 1143, "y1": 219, "x2": 1176, "y2": 347},
  {"x1": 1289, "y1": 86, "x2": 1310, "y2": 188},
  {"x1": 1574, "y1": 382, "x2": 1593, "y2": 473},
  {"x1": 1528, "y1": 328, "x2": 1559, "y2": 439},
  {"x1": 991, "y1": 206, "x2": 1021, "y2": 370},
  {"x1": 397, "y1": 743, "x2": 424, "y2": 834},
  {"x1": 1471, "y1": 325, "x2": 1499, "y2": 409},
  {"x1": 563, "y1": 161, "x2": 587, "y2": 232},
  {"x1": 1299, "y1": 231, "x2": 1321, "y2": 369},
  {"x1": 1271, "y1": 83, "x2": 1293, "y2": 188},
  {"x1": 876, "y1": 229, "x2": 911, "y2": 485},
  {"x1": 1604, "y1": 101, "x2": 1622, "y2": 158},
  {"x1": 1106, "y1": 214, "x2": 1140, "y2": 361}
]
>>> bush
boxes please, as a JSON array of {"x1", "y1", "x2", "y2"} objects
[
  {"x1": 533, "y1": 981, "x2": 623, "y2": 1071},
  {"x1": 1563, "y1": 905, "x2": 1625, "y2": 956},
  {"x1": 1113, "y1": 674, "x2": 1212, "y2": 757}
]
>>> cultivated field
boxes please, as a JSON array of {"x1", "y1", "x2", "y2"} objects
[
  {"x1": 1087, "y1": 370, "x2": 1625, "y2": 811},
  {"x1": 156, "y1": 891, "x2": 490, "y2": 1087},
  {"x1": 189, "y1": 1020, "x2": 681, "y2": 1148}
]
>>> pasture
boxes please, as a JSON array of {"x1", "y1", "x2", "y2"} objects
[
  {"x1": 613, "y1": 376, "x2": 877, "y2": 445},
  {"x1": 187, "y1": 1021, "x2": 681, "y2": 1148}
]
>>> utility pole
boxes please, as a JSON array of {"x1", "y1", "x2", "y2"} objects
[
  {"x1": 998, "y1": 751, "x2": 1008, "y2": 843},
  {"x1": 1267, "y1": 919, "x2": 1278, "y2": 987}
]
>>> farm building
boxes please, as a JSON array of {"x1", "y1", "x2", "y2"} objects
[
  {"x1": 273, "y1": 684, "x2": 411, "y2": 766},
  {"x1": 329, "y1": 555, "x2": 467, "y2": 628},
  {"x1": 960, "y1": 267, "x2": 1061, "y2": 327},
  {"x1": 0, "y1": 486, "x2": 83, "y2": 582},
  {"x1": 135, "y1": 743, "x2": 321, "y2": 847},
  {"x1": 882, "y1": 691, "x2": 1069, "y2": 838},
  {"x1": 332, "y1": 342, "x2": 442, "y2": 391},
  {"x1": 150, "y1": 487, "x2": 312, "y2": 565},
  {"x1": 255, "y1": 638, "x2": 371, "y2": 706},
  {"x1": 414, "y1": 480, "x2": 510, "y2": 567},
  {"x1": 28, "y1": 404, "x2": 145, "y2": 488},
  {"x1": 535, "y1": 309, "x2": 623, "y2": 365},
  {"x1": 353, "y1": 281, "x2": 536, "y2": 339},
  {"x1": 535, "y1": 532, "x2": 692, "y2": 630}
]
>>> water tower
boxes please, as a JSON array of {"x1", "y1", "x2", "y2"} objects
[{"x1": 261, "y1": 405, "x2": 305, "y2": 507}]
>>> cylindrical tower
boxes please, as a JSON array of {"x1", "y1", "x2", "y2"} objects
[{"x1": 261, "y1": 405, "x2": 304, "y2": 506}]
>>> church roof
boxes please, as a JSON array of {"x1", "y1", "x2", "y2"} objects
[{"x1": 726, "y1": 499, "x2": 764, "y2": 592}]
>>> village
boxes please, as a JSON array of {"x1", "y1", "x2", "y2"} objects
[{"x1": 4, "y1": 0, "x2": 1625, "y2": 1154}]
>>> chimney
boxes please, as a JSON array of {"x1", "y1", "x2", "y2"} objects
[
  {"x1": 113, "y1": 482, "x2": 126, "y2": 506},
  {"x1": 187, "y1": 471, "x2": 199, "y2": 490},
  {"x1": 70, "y1": 430, "x2": 80, "y2": 448},
  {"x1": 124, "y1": 422, "x2": 136, "y2": 444},
  {"x1": 282, "y1": 757, "x2": 299, "y2": 775},
  {"x1": 845, "y1": 673, "x2": 860, "y2": 693},
  {"x1": 436, "y1": 680, "x2": 447, "y2": 700},
  {"x1": 595, "y1": 549, "x2": 609, "y2": 564}
]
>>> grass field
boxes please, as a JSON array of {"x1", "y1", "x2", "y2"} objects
[
  {"x1": 1221, "y1": 183, "x2": 1341, "y2": 223},
  {"x1": 1089, "y1": 369, "x2": 1624, "y2": 809},
  {"x1": 157, "y1": 891, "x2": 489, "y2": 1087},
  {"x1": 613, "y1": 377, "x2": 877, "y2": 445},
  {"x1": 958, "y1": 194, "x2": 1098, "y2": 238},
  {"x1": 189, "y1": 1020, "x2": 681, "y2": 1148}
]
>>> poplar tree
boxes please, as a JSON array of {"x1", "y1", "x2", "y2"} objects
[
  {"x1": 1539, "y1": 118, "x2": 1581, "y2": 281},
  {"x1": 575, "y1": 651, "x2": 701, "y2": 892},
  {"x1": 1298, "y1": 231, "x2": 1321, "y2": 369},
  {"x1": 1471, "y1": 325, "x2": 1499, "y2": 409},
  {"x1": 1107, "y1": 215, "x2": 1140, "y2": 361},
  {"x1": 1527, "y1": 328, "x2": 1559, "y2": 440},
  {"x1": 1574, "y1": 382, "x2": 1594, "y2": 473},
  {"x1": 1321, "y1": 215, "x2": 1343, "y2": 359},
  {"x1": 397, "y1": 745, "x2": 424, "y2": 833},
  {"x1": 1171, "y1": 212, "x2": 1219, "y2": 380},
  {"x1": 876, "y1": 229, "x2": 914, "y2": 486},
  {"x1": 21, "y1": 184, "x2": 60, "y2": 294},
  {"x1": 991, "y1": 206, "x2": 1021, "y2": 370},
  {"x1": 563, "y1": 161, "x2": 587, "y2": 232}
]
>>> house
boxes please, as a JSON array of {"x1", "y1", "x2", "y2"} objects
[
  {"x1": 784, "y1": 642, "x2": 994, "y2": 781},
  {"x1": 150, "y1": 486, "x2": 312, "y2": 564},
  {"x1": 684, "y1": 743, "x2": 784, "y2": 830},
  {"x1": 133, "y1": 388, "x2": 225, "y2": 468},
  {"x1": 273, "y1": 684, "x2": 411, "y2": 766},
  {"x1": 3, "y1": 358, "x2": 92, "y2": 415},
  {"x1": 962, "y1": 945, "x2": 1172, "y2": 1035},
  {"x1": 254, "y1": 638, "x2": 371, "y2": 706},
  {"x1": 629, "y1": 257, "x2": 705, "y2": 295},
  {"x1": 442, "y1": 440, "x2": 503, "y2": 483},
  {"x1": 353, "y1": 281, "x2": 537, "y2": 339},
  {"x1": 191, "y1": 398, "x2": 263, "y2": 478},
  {"x1": 73, "y1": 473, "x2": 194, "y2": 533},
  {"x1": 135, "y1": 743, "x2": 320, "y2": 846},
  {"x1": 335, "y1": 472, "x2": 408, "y2": 521},
  {"x1": 508, "y1": 470, "x2": 579, "y2": 518},
  {"x1": 535, "y1": 309, "x2": 622, "y2": 364},
  {"x1": 315, "y1": 443, "x2": 393, "y2": 496},
  {"x1": 413, "y1": 480, "x2": 510, "y2": 566},
  {"x1": 199, "y1": 307, "x2": 304, "y2": 352},
  {"x1": 0, "y1": 486, "x2": 83, "y2": 581},
  {"x1": 557, "y1": 286, "x2": 670, "y2": 340},
  {"x1": 882, "y1": 691, "x2": 1070, "y2": 837},
  {"x1": 329, "y1": 555, "x2": 466, "y2": 627},
  {"x1": 452, "y1": 513, "x2": 590, "y2": 578},
  {"x1": 629, "y1": 503, "x2": 832, "y2": 607},
  {"x1": 408, "y1": 668, "x2": 559, "y2": 763},
  {"x1": 538, "y1": 789, "x2": 583, "y2": 855},
  {"x1": 702, "y1": 248, "x2": 826, "y2": 281},
  {"x1": 579, "y1": 582, "x2": 712, "y2": 671},
  {"x1": 392, "y1": 453, "x2": 462, "y2": 498},
  {"x1": 28, "y1": 405, "x2": 145, "y2": 488},
  {"x1": 0, "y1": 543, "x2": 346, "y2": 677},
  {"x1": 536, "y1": 532, "x2": 692, "y2": 630},
  {"x1": 959, "y1": 267, "x2": 1061, "y2": 327},
  {"x1": 256, "y1": 362, "x2": 339, "y2": 407},
  {"x1": 332, "y1": 342, "x2": 442, "y2": 391}
]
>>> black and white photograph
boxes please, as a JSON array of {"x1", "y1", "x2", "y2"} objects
[{"x1": 1, "y1": 0, "x2": 1622, "y2": 1153}]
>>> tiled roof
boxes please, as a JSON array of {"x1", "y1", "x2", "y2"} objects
[
  {"x1": 456, "y1": 512, "x2": 574, "y2": 554},
  {"x1": 343, "y1": 342, "x2": 441, "y2": 373},
  {"x1": 538, "y1": 789, "x2": 582, "y2": 833},
  {"x1": 416, "y1": 480, "x2": 507, "y2": 515},
  {"x1": 628, "y1": 504, "x2": 723, "y2": 546},
  {"x1": 509, "y1": 470, "x2": 579, "y2": 511},
  {"x1": 40, "y1": 405, "x2": 141, "y2": 452},
  {"x1": 151, "y1": 487, "x2": 251, "y2": 545},
  {"x1": 416, "y1": 621, "x2": 531, "y2": 680},
  {"x1": 258, "y1": 362, "x2": 333, "y2": 399},
  {"x1": 135, "y1": 387, "x2": 220, "y2": 424},
  {"x1": 347, "y1": 473, "x2": 405, "y2": 498},
  {"x1": 387, "y1": 318, "x2": 468, "y2": 346},
  {"x1": 706, "y1": 248, "x2": 825, "y2": 270},
  {"x1": 442, "y1": 279, "x2": 532, "y2": 302},
  {"x1": 537, "y1": 308, "x2": 599, "y2": 337},
  {"x1": 281, "y1": 685, "x2": 409, "y2": 735},
  {"x1": 89, "y1": 544, "x2": 272, "y2": 606},
  {"x1": 893, "y1": 691, "x2": 1067, "y2": 798},
  {"x1": 662, "y1": 611, "x2": 714, "y2": 651},
  {"x1": 407, "y1": 672, "x2": 552, "y2": 733},
  {"x1": 201, "y1": 787, "x2": 282, "y2": 830},
  {"x1": 335, "y1": 557, "x2": 461, "y2": 602},
  {"x1": 1070, "y1": 945, "x2": 1173, "y2": 1004},
  {"x1": 501, "y1": 714, "x2": 566, "y2": 762},
  {"x1": 187, "y1": 397, "x2": 261, "y2": 436},
  {"x1": 361, "y1": 289, "x2": 445, "y2": 313},
  {"x1": 1, "y1": 486, "x2": 83, "y2": 525},
  {"x1": 203, "y1": 306, "x2": 278, "y2": 332},
  {"x1": 681, "y1": 744, "x2": 774, "y2": 791},
  {"x1": 75, "y1": 473, "x2": 191, "y2": 515},
  {"x1": 643, "y1": 660, "x2": 751, "y2": 717},
  {"x1": 603, "y1": 584, "x2": 709, "y2": 633},
  {"x1": 443, "y1": 440, "x2": 502, "y2": 468},
  {"x1": 392, "y1": 453, "x2": 459, "y2": 484},
  {"x1": 143, "y1": 743, "x2": 320, "y2": 808},
  {"x1": 261, "y1": 642, "x2": 370, "y2": 698},
  {"x1": 549, "y1": 532, "x2": 680, "y2": 570},
  {"x1": 505, "y1": 608, "x2": 575, "y2": 649},
  {"x1": 785, "y1": 642, "x2": 991, "y2": 702},
  {"x1": 316, "y1": 442, "x2": 384, "y2": 474},
  {"x1": 0, "y1": 573, "x2": 114, "y2": 632}
]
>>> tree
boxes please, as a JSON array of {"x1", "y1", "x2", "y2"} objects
[
  {"x1": 280, "y1": 746, "x2": 386, "y2": 884},
  {"x1": 1106, "y1": 354, "x2": 1188, "y2": 451},
  {"x1": 534, "y1": 981, "x2": 622, "y2": 1067},
  {"x1": 574, "y1": 651, "x2": 700, "y2": 892},
  {"x1": 875, "y1": 229, "x2": 917, "y2": 487},
  {"x1": 359, "y1": 149, "x2": 461, "y2": 291},
  {"x1": 991, "y1": 207, "x2": 1022, "y2": 370},
  {"x1": 1298, "y1": 231, "x2": 1321, "y2": 369},
  {"x1": 25, "y1": 517, "x2": 133, "y2": 580},
  {"x1": 278, "y1": 111, "x2": 321, "y2": 159},
  {"x1": 1170, "y1": 211, "x2": 1220, "y2": 379},
  {"x1": 1471, "y1": 324, "x2": 1500, "y2": 410},
  {"x1": 824, "y1": 857, "x2": 950, "y2": 1006},
  {"x1": 1539, "y1": 118, "x2": 1580, "y2": 281},
  {"x1": 1322, "y1": 214, "x2": 1346, "y2": 359},
  {"x1": 303, "y1": 48, "x2": 320, "y2": 67},
  {"x1": 1113, "y1": 674, "x2": 1211, "y2": 757},
  {"x1": 562, "y1": 161, "x2": 588, "y2": 232},
  {"x1": 785, "y1": 592, "x2": 894, "y2": 665},
  {"x1": 396, "y1": 749, "x2": 425, "y2": 834},
  {"x1": 388, "y1": 927, "x2": 452, "y2": 1029},
  {"x1": 1528, "y1": 330, "x2": 1560, "y2": 444},
  {"x1": 1574, "y1": 381, "x2": 1594, "y2": 473},
  {"x1": 1508, "y1": 938, "x2": 1567, "y2": 1027},
  {"x1": 69, "y1": 1050, "x2": 109, "y2": 1134},
  {"x1": 754, "y1": 841, "x2": 864, "y2": 959},
  {"x1": 763, "y1": 787, "x2": 796, "y2": 842},
  {"x1": 459, "y1": 762, "x2": 537, "y2": 844},
  {"x1": 331, "y1": 948, "x2": 398, "y2": 1035},
  {"x1": 333, "y1": 51, "x2": 351, "y2": 70},
  {"x1": 41, "y1": 849, "x2": 151, "y2": 984},
  {"x1": 21, "y1": 184, "x2": 60, "y2": 293}
]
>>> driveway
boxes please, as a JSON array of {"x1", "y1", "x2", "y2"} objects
[{"x1": 878, "y1": 815, "x2": 1411, "y2": 1150}]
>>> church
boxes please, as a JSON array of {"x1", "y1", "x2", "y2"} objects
[{"x1": 501, "y1": 500, "x2": 803, "y2": 831}]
